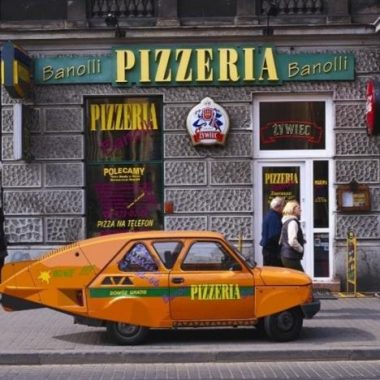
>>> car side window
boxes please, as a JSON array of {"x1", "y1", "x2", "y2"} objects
[
  {"x1": 181, "y1": 242, "x2": 241, "y2": 271},
  {"x1": 118, "y1": 243, "x2": 158, "y2": 272},
  {"x1": 152, "y1": 241, "x2": 183, "y2": 269}
]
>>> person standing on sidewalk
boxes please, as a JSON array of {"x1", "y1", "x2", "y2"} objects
[
  {"x1": 0, "y1": 206, "x2": 8, "y2": 282},
  {"x1": 279, "y1": 200, "x2": 305, "y2": 272},
  {"x1": 260, "y1": 196, "x2": 285, "y2": 267}
]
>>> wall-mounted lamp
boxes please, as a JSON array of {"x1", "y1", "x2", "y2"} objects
[
  {"x1": 264, "y1": 1, "x2": 279, "y2": 36},
  {"x1": 105, "y1": 13, "x2": 125, "y2": 38}
]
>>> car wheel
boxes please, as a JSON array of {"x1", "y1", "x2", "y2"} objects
[
  {"x1": 264, "y1": 307, "x2": 303, "y2": 342},
  {"x1": 106, "y1": 322, "x2": 149, "y2": 345}
]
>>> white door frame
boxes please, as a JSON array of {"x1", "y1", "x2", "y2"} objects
[
  {"x1": 253, "y1": 94, "x2": 335, "y2": 280},
  {"x1": 255, "y1": 160, "x2": 312, "y2": 275}
]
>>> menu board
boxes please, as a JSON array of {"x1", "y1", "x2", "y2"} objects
[{"x1": 85, "y1": 97, "x2": 163, "y2": 236}]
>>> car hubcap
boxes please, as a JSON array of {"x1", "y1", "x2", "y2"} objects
[
  {"x1": 117, "y1": 323, "x2": 139, "y2": 336},
  {"x1": 277, "y1": 311, "x2": 294, "y2": 331}
]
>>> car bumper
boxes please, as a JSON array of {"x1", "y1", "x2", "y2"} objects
[{"x1": 301, "y1": 299, "x2": 321, "y2": 319}]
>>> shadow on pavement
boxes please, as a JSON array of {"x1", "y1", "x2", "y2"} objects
[{"x1": 52, "y1": 325, "x2": 376, "y2": 347}]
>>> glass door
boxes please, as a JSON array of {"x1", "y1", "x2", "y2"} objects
[{"x1": 255, "y1": 160, "x2": 332, "y2": 279}]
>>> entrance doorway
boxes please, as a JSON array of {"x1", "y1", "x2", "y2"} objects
[
  {"x1": 253, "y1": 95, "x2": 334, "y2": 280},
  {"x1": 255, "y1": 160, "x2": 332, "y2": 278}
]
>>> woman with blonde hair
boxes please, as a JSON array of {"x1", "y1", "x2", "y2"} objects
[{"x1": 279, "y1": 200, "x2": 305, "y2": 272}]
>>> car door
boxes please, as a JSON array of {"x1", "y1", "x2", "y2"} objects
[{"x1": 169, "y1": 239, "x2": 255, "y2": 321}]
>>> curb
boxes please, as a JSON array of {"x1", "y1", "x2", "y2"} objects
[{"x1": 2, "y1": 348, "x2": 380, "y2": 365}]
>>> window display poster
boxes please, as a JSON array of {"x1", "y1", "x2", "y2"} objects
[
  {"x1": 86, "y1": 97, "x2": 162, "y2": 162},
  {"x1": 86, "y1": 163, "x2": 163, "y2": 236},
  {"x1": 262, "y1": 167, "x2": 300, "y2": 214}
]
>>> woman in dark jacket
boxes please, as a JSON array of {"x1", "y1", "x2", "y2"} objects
[{"x1": 279, "y1": 200, "x2": 305, "y2": 272}]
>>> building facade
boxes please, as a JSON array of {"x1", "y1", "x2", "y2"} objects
[{"x1": 1, "y1": 0, "x2": 380, "y2": 290}]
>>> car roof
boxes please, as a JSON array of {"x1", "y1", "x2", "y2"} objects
[{"x1": 81, "y1": 230, "x2": 225, "y2": 245}]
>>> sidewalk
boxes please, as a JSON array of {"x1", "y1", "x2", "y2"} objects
[{"x1": 0, "y1": 297, "x2": 380, "y2": 365}]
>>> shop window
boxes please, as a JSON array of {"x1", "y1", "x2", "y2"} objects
[
  {"x1": 85, "y1": 96, "x2": 163, "y2": 237},
  {"x1": 178, "y1": 0, "x2": 236, "y2": 17},
  {"x1": 260, "y1": 101, "x2": 326, "y2": 151},
  {"x1": 313, "y1": 161, "x2": 329, "y2": 228},
  {"x1": 0, "y1": 0, "x2": 67, "y2": 20},
  {"x1": 118, "y1": 243, "x2": 158, "y2": 272}
]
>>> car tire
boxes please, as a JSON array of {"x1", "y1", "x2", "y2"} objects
[
  {"x1": 106, "y1": 322, "x2": 149, "y2": 345},
  {"x1": 255, "y1": 318, "x2": 266, "y2": 338},
  {"x1": 264, "y1": 307, "x2": 303, "y2": 342}
]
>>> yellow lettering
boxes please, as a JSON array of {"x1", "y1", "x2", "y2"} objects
[
  {"x1": 218, "y1": 48, "x2": 239, "y2": 82},
  {"x1": 190, "y1": 285, "x2": 198, "y2": 300},
  {"x1": 301, "y1": 65, "x2": 311, "y2": 76},
  {"x1": 233, "y1": 284, "x2": 240, "y2": 299},
  {"x1": 288, "y1": 62, "x2": 299, "y2": 78},
  {"x1": 115, "y1": 50, "x2": 136, "y2": 83},
  {"x1": 132, "y1": 104, "x2": 142, "y2": 130},
  {"x1": 155, "y1": 49, "x2": 172, "y2": 82},
  {"x1": 114, "y1": 104, "x2": 123, "y2": 130},
  {"x1": 42, "y1": 66, "x2": 54, "y2": 81},
  {"x1": 90, "y1": 104, "x2": 100, "y2": 131},
  {"x1": 139, "y1": 49, "x2": 151, "y2": 83},
  {"x1": 106, "y1": 104, "x2": 115, "y2": 130},
  {"x1": 176, "y1": 49, "x2": 192, "y2": 82},
  {"x1": 196, "y1": 49, "x2": 213, "y2": 82},
  {"x1": 259, "y1": 48, "x2": 279, "y2": 81},
  {"x1": 55, "y1": 68, "x2": 64, "y2": 80},
  {"x1": 243, "y1": 48, "x2": 255, "y2": 81},
  {"x1": 150, "y1": 103, "x2": 158, "y2": 130}
]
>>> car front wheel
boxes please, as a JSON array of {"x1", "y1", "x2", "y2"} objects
[
  {"x1": 264, "y1": 307, "x2": 303, "y2": 342},
  {"x1": 106, "y1": 322, "x2": 149, "y2": 345}
]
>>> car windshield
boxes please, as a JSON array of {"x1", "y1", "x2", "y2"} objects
[{"x1": 225, "y1": 238, "x2": 256, "y2": 269}]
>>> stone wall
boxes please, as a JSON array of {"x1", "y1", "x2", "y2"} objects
[{"x1": 1, "y1": 45, "x2": 380, "y2": 290}]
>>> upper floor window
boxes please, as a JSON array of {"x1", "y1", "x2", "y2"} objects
[
  {"x1": 178, "y1": 0, "x2": 236, "y2": 17},
  {"x1": 0, "y1": 0, "x2": 67, "y2": 20}
]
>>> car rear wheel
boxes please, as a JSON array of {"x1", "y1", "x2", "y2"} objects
[
  {"x1": 106, "y1": 322, "x2": 149, "y2": 345},
  {"x1": 264, "y1": 307, "x2": 303, "y2": 342}
]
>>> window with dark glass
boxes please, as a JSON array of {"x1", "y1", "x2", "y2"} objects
[
  {"x1": 313, "y1": 161, "x2": 329, "y2": 228},
  {"x1": 118, "y1": 243, "x2": 158, "y2": 272},
  {"x1": 260, "y1": 101, "x2": 325, "y2": 150},
  {"x1": 178, "y1": 0, "x2": 236, "y2": 17},
  {"x1": 181, "y1": 242, "x2": 240, "y2": 271},
  {"x1": 85, "y1": 96, "x2": 163, "y2": 237},
  {"x1": 0, "y1": 0, "x2": 67, "y2": 20},
  {"x1": 314, "y1": 233, "x2": 329, "y2": 277}
]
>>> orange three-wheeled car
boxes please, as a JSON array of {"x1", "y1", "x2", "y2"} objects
[{"x1": 0, "y1": 230, "x2": 320, "y2": 344}]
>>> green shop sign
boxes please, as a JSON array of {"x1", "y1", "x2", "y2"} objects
[{"x1": 34, "y1": 44, "x2": 355, "y2": 86}]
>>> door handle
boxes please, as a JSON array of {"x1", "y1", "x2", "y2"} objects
[{"x1": 171, "y1": 277, "x2": 185, "y2": 284}]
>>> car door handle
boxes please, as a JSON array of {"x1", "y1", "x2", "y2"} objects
[{"x1": 171, "y1": 277, "x2": 185, "y2": 284}]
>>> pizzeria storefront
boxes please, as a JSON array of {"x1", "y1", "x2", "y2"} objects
[{"x1": 1, "y1": 40, "x2": 379, "y2": 290}]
